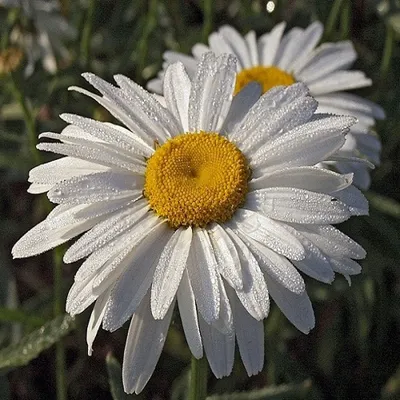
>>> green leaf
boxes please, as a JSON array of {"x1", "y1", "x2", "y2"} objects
[
  {"x1": 0, "y1": 307, "x2": 46, "y2": 327},
  {"x1": 0, "y1": 314, "x2": 75, "y2": 371},
  {"x1": 106, "y1": 353, "x2": 141, "y2": 399},
  {"x1": 206, "y1": 380, "x2": 312, "y2": 400},
  {"x1": 367, "y1": 192, "x2": 400, "y2": 219}
]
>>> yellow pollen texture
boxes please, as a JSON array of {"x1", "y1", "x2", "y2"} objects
[
  {"x1": 234, "y1": 65, "x2": 295, "y2": 95},
  {"x1": 144, "y1": 132, "x2": 250, "y2": 228}
]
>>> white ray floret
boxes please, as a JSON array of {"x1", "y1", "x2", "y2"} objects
[{"x1": 13, "y1": 53, "x2": 367, "y2": 394}]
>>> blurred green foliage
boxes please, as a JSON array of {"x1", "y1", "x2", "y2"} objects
[{"x1": 0, "y1": 0, "x2": 399, "y2": 399}]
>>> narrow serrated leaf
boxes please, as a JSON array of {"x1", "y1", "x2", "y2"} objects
[{"x1": 0, "y1": 314, "x2": 75, "y2": 371}]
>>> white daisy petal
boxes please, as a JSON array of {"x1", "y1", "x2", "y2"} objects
[
  {"x1": 123, "y1": 292, "x2": 174, "y2": 395},
  {"x1": 48, "y1": 171, "x2": 143, "y2": 204},
  {"x1": 208, "y1": 223, "x2": 243, "y2": 290},
  {"x1": 250, "y1": 166, "x2": 352, "y2": 192},
  {"x1": 218, "y1": 25, "x2": 252, "y2": 68},
  {"x1": 12, "y1": 204, "x2": 104, "y2": 258},
  {"x1": 229, "y1": 288, "x2": 264, "y2": 376},
  {"x1": 278, "y1": 21, "x2": 323, "y2": 71},
  {"x1": 281, "y1": 224, "x2": 334, "y2": 283},
  {"x1": 307, "y1": 71, "x2": 372, "y2": 95},
  {"x1": 220, "y1": 82, "x2": 262, "y2": 135},
  {"x1": 198, "y1": 314, "x2": 235, "y2": 379},
  {"x1": 295, "y1": 41, "x2": 357, "y2": 81},
  {"x1": 330, "y1": 258, "x2": 362, "y2": 275},
  {"x1": 151, "y1": 227, "x2": 192, "y2": 319},
  {"x1": 87, "y1": 288, "x2": 110, "y2": 356},
  {"x1": 63, "y1": 199, "x2": 149, "y2": 263},
  {"x1": 241, "y1": 235, "x2": 306, "y2": 295},
  {"x1": 316, "y1": 92, "x2": 385, "y2": 121},
  {"x1": 293, "y1": 224, "x2": 366, "y2": 260},
  {"x1": 60, "y1": 114, "x2": 153, "y2": 157},
  {"x1": 68, "y1": 86, "x2": 153, "y2": 146},
  {"x1": 265, "y1": 275, "x2": 315, "y2": 334},
  {"x1": 273, "y1": 27, "x2": 303, "y2": 67},
  {"x1": 86, "y1": 72, "x2": 180, "y2": 142},
  {"x1": 211, "y1": 277, "x2": 234, "y2": 335},
  {"x1": 177, "y1": 270, "x2": 203, "y2": 359},
  {"x1": 330, "y1": 185, "x2": 369, "y2": 216},
  {"x1": 187, "y1": 228, "x2": 220, "y2": 324},
  {"x1": 163, "y1": 62, "x2": 191, "y2": 132},
  {"x1": 188, "y1": 52, "x2": 236, "y2": 132},
  {"x1": 229, "y1": 83, "x2": 311, "y2": 145},
  {"x1": 247, "y1": 187, "x2": 352, "y2": 224},
  {"x1": 102, "y1": 223, "x2": 171, "y2": 331},
  {"x1": 245, "y1": 30, "x2": 259, "y2": 66},
  {"x1": 251, "y1": 115, "x2": 354, "y2": 173},
  {"x1": 28, "y1": 157, "x2": 108, "y2": 190},
  {"x1": 36, "y1": 140, "x2": 145, "y2": 173},
  {"x1": 232, "y1": 209, "x2": 305, "y2": 261},
  {"x1": 225, "y1": 228, "x2": 270, "y2": 320},
  {"x1": 258, "y1": 22, "x2": 286, "y2": 66}
]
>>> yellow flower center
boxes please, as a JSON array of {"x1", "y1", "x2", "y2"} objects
[
  {"x1": 144, "y1": 132, "x2": 250, "y2": 228},
  {"x1": 234, "y1": 66, "x2": 295, "y2": 95}
]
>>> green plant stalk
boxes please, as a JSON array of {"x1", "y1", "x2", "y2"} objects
[
  {"x1": 0, "y1": 307, "x2": 46, "y2": 327},
  {"x1": 10, "y1": 72, "x2": 67, "y2": 400},
  {"x1": 340, "y1": 0, "x2": 351, "y2": 40},
  {"x1": 188, "y1": 356, "x2": 208, "y2": 400},
  {"x1": 80, "y1": 0, "x2": 96, "y2": 68},
  {"x1": 380, "y1": 24, "x2": 394, "y2": 79},
  {"x1": 202, "y1": 0, "x2": 213, "y2": 42},
  {"x1": 136, "y1": 0, "x2": 158, "y2": 82},
  {"x1": 324, "y1": 0, "x2": 345, "y2": 39},
  {"x1": 54, "y1": 247, "x2": 67, "y2": 400},
  {"x1": 9, "y1": 73, "x2": 40, "y2": 166}
]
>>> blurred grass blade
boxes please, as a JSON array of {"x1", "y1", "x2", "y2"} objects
[
  {"x1": 0, "y1": 307, "x2": 46, "y2": 327},
  {"x1": 0, "y1": 314, "x2": 75, "y2": 371},
  {"x1": 206, "y1": 380, "x2": 312, "y2": 400},
  {"x1": 381, "y1": 362, "x2": 400, "y2": 399},
  {"x1": 367, "y1": 192, "x2": 400, "y2": 219},
  {"x1": 106, "y1": 353, "x2": 141, "y2": 399}
]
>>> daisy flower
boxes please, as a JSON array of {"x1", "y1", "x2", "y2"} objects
[
  {"x1": 148, "y1": 21, "x2": 385, "y2": 189},
  {"x1": 0, "y1": 0, "x2": 76, "y2": 76},
  {"x1": 13, "y1": 53, "x2": 367, "y2": 394}
]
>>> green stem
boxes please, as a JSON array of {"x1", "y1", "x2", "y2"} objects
[
  {"x1": 324, "y1": 0, "x2": 345, "y2": 39},
  {"x1": 188, "y1": 356, "x2": 208, "y2": 400},
  {"x1": 202, "y1": 0, "x2": 213, "y2": 42},
  {"x1": 80, "y1": 0, "x2": 96, "y2": 68},
  {"x1": 135, "y1": 0, "x2": 158, "y2": 82},
  {"x1": 340, "y1": 0, "x2": 351, "y2": 40},
  {"x1": 53, "y1": 247, "x2": 67, "y2": 400},
  {"x1": 380, "y1": 24, "x2": 394, "y2": 79},
  {"x1": 9, "y1": 72, "x2": 40, "y2": 165},
  {"x1": 0, "y1": 307, "x2": 46, "y2": 327}
]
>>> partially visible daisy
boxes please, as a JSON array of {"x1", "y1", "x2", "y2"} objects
[
  {"x1": 148, "y1": 21, "x2": 385, "y2": 189},
  {"x1": 13, "y1": 53, "x2": 367, "y2": 394},
  {"x1": 0, "y1": 0, "x2": 76, "y2": 75}
]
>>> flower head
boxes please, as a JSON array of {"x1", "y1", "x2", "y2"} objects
[
  {"x1": 1, "y1": 0, "x2": 76, "y2": 75},
  {"x1": 148, "y1": 21, "x2": 385, "y2": 189},
  {"x1": 13, "y1": 53, "x2": 367, "y2": 394}
]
